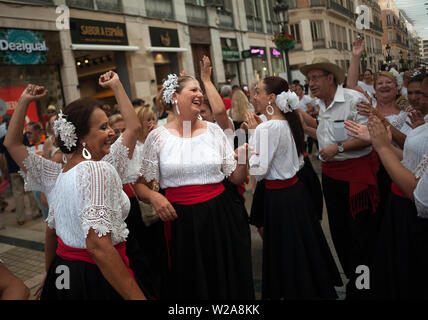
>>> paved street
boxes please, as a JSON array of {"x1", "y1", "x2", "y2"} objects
[{"x1": 0, "y1": 153, "x2": 347, "y2": 300}]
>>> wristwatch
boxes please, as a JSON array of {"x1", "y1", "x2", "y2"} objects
[{"x1": 337, "y1": 142, "x2": 344, "y2": 153}]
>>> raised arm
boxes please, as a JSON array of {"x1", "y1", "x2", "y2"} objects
[
  {"x1": 347, "y1": 38, "x2": 365, "y2": 90},
  {"x1": 4, "y1": 85, "x2": 47, "y2": 172},
  {"x1": 368, "y1": 115, "x2": 417, "y2": 199},
  {"x1": 99, "y1": 71, "x2": 141, "y2": 158},
  {"x1": 200, "y1": 56, "x2": 233, "y2": 131}
]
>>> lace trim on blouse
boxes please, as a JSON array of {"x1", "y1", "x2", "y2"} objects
[
  {"x1": 20, "y1": 152, "x2": 62, "y2": 193},
  {"x1": 415, "y1": 152, "x2": 428, "y2": 179},
  {"x1": 140, "y1": 122, "x2": 237, "y2": 186},
  {"x1": 77, "y1": 161, "x2": 129, "y2": 242}
]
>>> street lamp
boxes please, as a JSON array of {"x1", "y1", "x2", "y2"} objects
[
  {"x1": 399, "y1": 50, "x2": 404, "y2": 68},
  {"x1": 385, "y1": 43, "x2": 392, "y2": 65},
  {"x1": 273, "y1": 0, "x2": 292, "y2": 83}
]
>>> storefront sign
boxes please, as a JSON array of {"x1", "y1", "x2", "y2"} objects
[
  {"x1": 272, "y1": 48, "x2": 282, "y2": 57},
  {"x1": 0, "y1": 29, "x2": 61, "y2": 65},
  {"x1": 149, "y1": 27, "x2": 179, "y2": 48},
  {"x1": 70, "y1": 18, "x2": 128, "y2": 45},
  {"x1": 0, "y1": 86, "x2": 39, "y2": 123},
  {"x1": 222, "y1": 48, "x2": 240, "y2": 60}
]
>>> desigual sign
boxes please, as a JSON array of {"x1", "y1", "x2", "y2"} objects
[{"x1": 0, "y1": 28, "x2": 61, "y2": 65}]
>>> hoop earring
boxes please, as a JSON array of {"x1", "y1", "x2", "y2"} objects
[
  {"x1": 198, "y1": 114, "x2": 202, "y2": 120},
  {"x1": 266, "y1": 101, "x2": 274, "y2": 116},
  {"x1": 175, "y1": 100, "x2": 180, "y2": 115},
  {"x1": 62, "y1": 153, "x2": 68, "y2": 164},
  {"x1": 82, "y1": 142, "x2": 92, "y2": 160}
]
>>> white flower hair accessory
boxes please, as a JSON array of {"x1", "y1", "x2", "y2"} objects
[
  {"x1": 162, "y1": 74, "x2": 179, "y2": 104},
  {"x1": 53, "y1": 111, "x2": 77, "y2": 151},
  {"x1": 275, "y1": 90, "x2": 299, "y2": 114},
  {"x1": 389, "y1": 67, "x2": 403, "y2": 90}
]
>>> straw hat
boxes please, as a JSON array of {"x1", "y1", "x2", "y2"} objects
[{"x1": 300, "y1": 57, "x2": 345, "y2": 85}]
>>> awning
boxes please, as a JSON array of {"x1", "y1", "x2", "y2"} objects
[
  {"x1": 145, "y1": 46, "x2": 188, "y2": 52},
  {"x1": 71, "y1": 44, "x2": 140, "y2": 51}
]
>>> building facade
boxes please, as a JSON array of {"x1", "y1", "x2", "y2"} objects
[{"x1": 0, "y1": 0, "x2": 417, "y2": 110}]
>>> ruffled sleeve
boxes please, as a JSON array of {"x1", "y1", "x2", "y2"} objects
[
  {"x1": 102, "y1": 135, "x2": 141, "y2": 184},
  {"x1": 20, "y1": 152, "x2": 62, "y2": 194},
  {"x1": 139, "y1": 128, "x2": 162, "y2": 183},
  {"x1": 77, "y1": 161, "x2": 128, "y2": 242},
  {"x1": 415, "y1": 169, "x2": 428, "y2": 219},
  {"x1": 415, "y1": 152, "x2": 428, "y2": 180}
]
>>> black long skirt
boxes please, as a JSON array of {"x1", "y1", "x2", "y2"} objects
[
  {"x1": 298, "y1": 156, "x2": 324, "y2": 221},
  {"x1": 166, "y1": 189, "x2": 254, "y2": 300},
  {"x1": 125, "y1": 197, "x2": 168, "y2": 299},
  {"x1": 262, "y1": 180, "x2": 342, "y2": 300},
  {"x1": 249, "y1": 156, "x2": 324, "y2": 228},
  {"x1": 371, "y1": 192, "x2": 428, "y2": 299},
  {"x1": 41, "y1": 255, "x2": 124, "y2": 300}
]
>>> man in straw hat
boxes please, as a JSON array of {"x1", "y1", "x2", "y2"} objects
[{"x1": 300, "y1": 57, "x2": 381, "y2": 299}]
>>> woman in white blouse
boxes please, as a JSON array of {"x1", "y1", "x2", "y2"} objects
[
  {"x1": 247, "y1": 76, "x2": 342, "y2": 299},
  {"x1": 345, "y1": 108, "x2": 428, "y2": 298},
  {"x1": 135, "y1": 74, "x2": 254, "y2": 299},
  {"x1": 4, "y1": 71, "x2": 146, "y2": 300}
]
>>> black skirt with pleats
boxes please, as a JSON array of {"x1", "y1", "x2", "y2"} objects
[
  {"x1": 165, "y1": 189, "x2": 255, "y2": 300},
  {"x1": 371, "y1": 192, "x2": 428, "y2": 299},
  {"x1": 262, "y1": 180, "x2": 342, "y2": 300}
]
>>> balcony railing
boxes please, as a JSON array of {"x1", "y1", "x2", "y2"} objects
[
  {"x1": 370, "y1": 23, "x2": 383, "y2": 34},
  {"x1": 186, "y1": 4, "x2": 207, "y2": 25},
  {"x1": 218, "y1": 9, "x2": 234, "y2": 29},
  {"x1": 313, "y1": 39, "x2": 326, "y2": 49},
  {"x1": 327, "y1": 0, "x2": 355, "y2": 20},
  {"x1": 14, "y1": 0, "x2": 54, "y2": 4},
  {"x1": 66, "y1": 0, "x2": 94, "y2": 9},
  {"x1": 146, "y1": 0, "x2": 174, "y2": 20}
]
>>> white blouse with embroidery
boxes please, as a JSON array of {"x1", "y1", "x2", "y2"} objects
[
  {"x1": 20, "y1": 137, "x2": 139, "y2": 248},
  {"x1": 249, "y1": 120, "x2": 300, "y2": 182},
  {"x1": 401, "y1": 123, "x2": 428, "y2": 174},
  {"x1": 140, "y1": 121, "x2": 237, "y2": 189},
  {"x1": 414, "y1": 151, "x2": 428, "y2": 218}
]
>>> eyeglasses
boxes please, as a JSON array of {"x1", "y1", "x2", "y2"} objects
[
  {"x1": 113, "y1": 128, "x2": 126, "y2": 134},
  {"x1": 307, "y1": 74, "x2": 328, "y2": 83}
]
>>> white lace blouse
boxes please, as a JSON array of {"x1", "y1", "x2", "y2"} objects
[
  {"x1": 249, "y1": 120, "x2": 300, "y2": 182},
  {"x1": 20, "y1": 137, "x2": 139, "y2": 248},
  {"x1": 140, "y1": 121, "x2": 237, "y2": 189},
  {"x1": 401, "y1": 123, "x2": 428, "y2": 174},
  {"x1": 415, "y1": 152, "x2": 428, "y2": 218}
]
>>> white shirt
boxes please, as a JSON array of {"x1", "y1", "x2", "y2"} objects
[
  {"x1": 358, "y1": 81, "x2": 376, "y2": 95},
  {"x1": 316, "y1": 85, "x2": 372, "y2": 161},
  {"x1": 401, "y1": 123, "x2": 428, "y2": 174},
  {"x1": 249, "y1": 120, "x2": 300, "y2": 181},
  {"x1": 21, "y1": 137, "x2": 139, "y2": 248},
  {"x1": 297, "y1": 95, "x2": 313, "y2": 112},
  {"x1": 414, "y1": 151, "x2": 428, "y2": 218},
  {"x1": 140, "y1": 121, "x2": 237, "y2": 189}
]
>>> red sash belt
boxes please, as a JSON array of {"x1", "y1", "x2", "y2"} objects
[
  {"x1": 391, "y1": 182, "x2": 407, "y2": 199},
  {"x1": 165, "y1": 183, "x2": 225, "y2": 205},
  {"x1": 122, "y1": 183, "x2": 135, "y2": 198},
  {"x1": 56, "y1": 238, "x2": 135, "y2": 280},
  {"x1": 322, "y1": 150, "x2": 380, "y2": 218},
  {"x1": 265, "y1": 176, "x2": 299, "y2": 190}
]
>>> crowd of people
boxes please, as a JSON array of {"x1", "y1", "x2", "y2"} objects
[{"x1": 0, "y1": 36, "x2": 428, "y2": 300}]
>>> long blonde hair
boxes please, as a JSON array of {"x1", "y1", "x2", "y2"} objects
[
  {"x1": 137, "y1": 106, "x2": 156, "y2": 142},
  {"x1": 231, "y1": 90, "x2": 251, "y2": 122}
]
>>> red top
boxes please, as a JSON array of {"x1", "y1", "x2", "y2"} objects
[
  {"x1": 322, "y1": 150, "x2": 380, "y2": 218},
  {"x1": 223, "y1": 98, "x2": 232, "y2": 111},
  {"x1": 123, "y1": 183, "x2": 135, "y2": 198}
]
